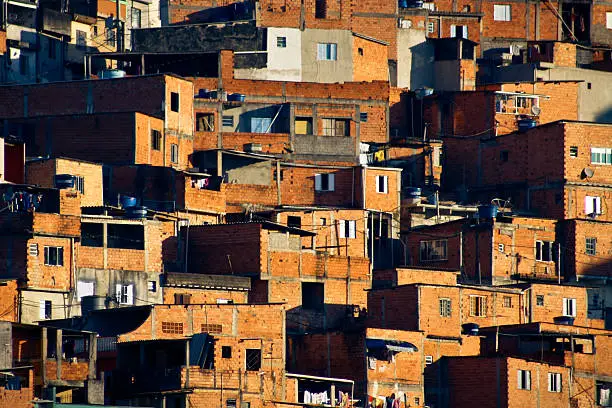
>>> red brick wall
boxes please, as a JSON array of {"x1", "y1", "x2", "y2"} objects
[
  {"x1": 352, "y1": 36, "x2": 388, "y2": 82},
  {"x1": 0, "y1": 369, "x2": 33, "y2": 408},
  {"x1": 0, "y1": 280, "x2": 18, "y2": 322},
  {"x1": 162, "y1": 287, "x2": 248, "y2": 304},
  {"x1": 563, "y1": 220, "x2": 612, "y2": 280}
]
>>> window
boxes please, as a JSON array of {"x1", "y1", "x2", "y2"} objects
[
  {"x1": 105, "y1": 28, "x2": 116, "y2": 46},
  {"x1": 276, "y1": 36, "x2": 287, "y2": 48},
  {"x1": 151, "y1": 130, "x2": 162, "y2": 150},
  {"x1": 273, "y1": 169, "x2": 284, "y2": 181},
  {"x1": 28, "y1": 243, "x2": 38, "y2": 256},
  {"x1": 39, "y1": 300, "x2": 52, "y2": 320},
  {"x1": 587, "y1": 82, "x2": 592, "y2": 90},
  {"x1": 245, "y1": 349, "x2": 262, "y2": 371},
  {"x1": 302, "y1": 282, "x2": 324, "y2": 310},
  {"x1": 503, "y1": 296, "x2": 512, "y2": 308},
  {"x1": 44, "y1": 246, "x2": 64, "y2": 266},
  {"x1": 414, "y1": 398, "x2": 420, "y2": 405},
  {"x1": 517, "y1": 369, "x2": 531, "y2": 390},
  {"x1": 131, "y1": 8, "x2": 141, "y2": 28},
  {"x1": 19, "y1": 54, "x2": 29, "y2": 76},
  {"x1": 358, "y1": 47, "x2": 364, "y2": 56},
  {"x1": 320, "y1": 218, "x2": 327, "y2": 226},
  {"x1": 450, "y1": 24, "x2": 468, "y2": 38},
  {"x1": 607, "y1": 12, "x2": 612, "y2": 29},
  {"x1": 216, "y1": 298, "x2": 233, "y2": 304},
  {"x1": 591, "y1": 147, "x2": 612, "y2": 165},
  {"x1": 439, "y1": 298, "x2": 451, "y2": 317},
  {"x1": 287, "y1": 216, "x2": 301, "y2": 228},
  {"x1": 585, "y1": 196, "x2": 602, "y2": 216},
  {"x1": 201, "y1": 323, "x2": 222, "y2": 333},
  {"x1": 77, "y1": 281, "x2": 94, "y2": 301},
  {"x1": 586, "y1": 237, "x2": 597, "y2": 255},
  {"x1": 597, "y1": 382, "x2": 611, "y2": 406},
  {"x1": 535, "y1": 241, "x2": 554, "y2": 262},
  {"x1": 175, "y1": 293, "x2": 191, "y2": 305},
  {"x1": 222, "y1": 116, "x2": 234, "y2": 127},
  {"x1": 226, "y1": 400, "x2": 237, "y2": 408},
  {"x1": 339, "y1": 220, "x2": 356, "y2": 239},
  {"x1": 251, "y1": 117, "x2": 272, "y2": 133},
  {"x1": 433, "y1": 146, "x2": 442, "y2": 167},
  {"x1": 196, "y1": 113, "x2": 215, "y2": 131},
  {"x1": 148, "y1": 281, "x2": 157, "y2": 292},
  {"x1": 360, "y1": 112, "x2": 368, "y2": 122},
  {"x1": 376, "y1": 175, "x2": 388, "y2": 194},
  {"x1": 295, "y1": 117, "x2": 313, "y2": 134},
  {"x1": 494, "y1": 4, "x2": 511, "y2": 21},
  {"x1": 563, "y1": 298, "x2": 577, "y2": 317},
  {"x1": 314, "y1": 173, "x2": 335, "y2": 191},
  {"x1": 222, "y1": 346, "x2": 232, "y2": 358},
  {"x1": 425, "y1": 355, "x2": 433, "y2": 365},
  {"x1": 469, "y1": 295, "x2": 487, "y2": 317},
  {"x1": 322, "y1": 118, "x2": 350, "y2": 136},
  {"x1": 536, "y1": 295, "x2": 544, "y2": 306},
  {"x1": 570, "y1": 146, "x2": 578, "y2": 157},
  {"x1": 170, "y1": 143, "x2": 179, "y2": 164},
  {"x1": 548, "y1": 373, "x2": 562, "y2": 392},
  {"x1": 115, "y1": 283, "x2": 134, "y2": 305},
  {"x1": 420, "y1": 239, "x2": 448, "y2": 261},
  {"x1": 74, "y1": 176, "x2": 85, "y2": 194},
  {"x1": 315, "y1": 0, "x2": 326, "y2": 18},
  {"x1": 427, "y1": 22, "x2": 435, "y2": 33},
  {"x1": 317, "y1": 43, "x2": 337, "y2": 61},
  {"x1": 170, "y1": 92, "x2": 180, "y2": 112},
  {"x1": 162, "y1": 322, "x2": 184, "y2": 334},
  {"x1": 48, "y1": 39, "x2": 56, "y2": 59},
  {"x1": 76, "y1": 30, "x2": 87, "y2": 49},
  {"x1": 500, "y1": 150, "x2": 509, "y2": 162}
]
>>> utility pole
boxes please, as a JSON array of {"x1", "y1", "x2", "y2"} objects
[{"x1": 116, "y1": 0, "x2": 124, "y2": 56}]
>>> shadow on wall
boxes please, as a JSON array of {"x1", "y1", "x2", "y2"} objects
[
  {"x1": 410, "y1": 41, "x2": 434, "y2": 91},
  {"x1": 594, "y1": 106, "x2": 612, "y2": 124}
]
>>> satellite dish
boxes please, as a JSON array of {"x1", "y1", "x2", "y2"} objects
[
  {"x1": 582, "y1": 168, "x2": 595, "y2": 179},
  {"x1": 531, "y1": 106, "x2": 541, "y2": 116}
]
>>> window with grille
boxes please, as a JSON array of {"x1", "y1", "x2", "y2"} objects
[
  {"x1": 116, "y1": 284, "x2": 134, "y2": 305},
  {"x1": 44, "y1": 246, "x2": 64, "y2": 266},
  {"x1": 503, "y1": 296, "x2": 512, "y2": 308},
  {"x1": 276, "y1": 36, "x2": 286, "y2": 47},
  {"x1": 591, "y1": 147, "x2": 611, "y2": 165},
  {"x1": 439, "y1": 298, "x2": 451, "y2": 317},
  {"x1": 74, "y1": 176, "x2": 85, "y2": 194},
  {"x1": 321, "y1": 118, "x2": 349, "y2": 136},
  {"x1": 162, "y1": 322, "x2": 184, "y2": 334},
  {"x1": 569, "y1": 146, "x2": 578, "y2": 157},
  {"x1": 494, "y1": 4, "x2": 511, "y2": 21},
  {"x1": 151, "y1": 130, "x2": 162, "y2": 150},
  {"x1": 420, "y1": 239, "x2": 448, "y2": 261},
  {"x1": 586, "y1": 237, "x2": 597, "y2": 255},
  {"x1": 548, "y1": 372, "x2": 562, "y2": 392},
  {"x1": 246, "y1": 349, "x2": 262, "y2": 371},
  {"x1": 517, "y1": 369, "x2": 531, "y2": 390},
  {"x1": 201, "y1": 323, "x2": 223, "y2": 334},
  {"x1": 536, "y1": 295, "x2": 544, "y2": 306},
  {"x1": 427, "y1": 22, "x2": 435, "y2": 33},
  {"x1": 222, "y1": 116, "x2": 234, "y2": 127},
  {"x1": 469, "y1": 295, "x2": 487, "y2": 317}
]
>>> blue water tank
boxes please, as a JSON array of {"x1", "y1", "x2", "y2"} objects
[
  {"x1": 198, "y1": 89, "x2": 210, "y2": 98},
  {"x1": 554, "y1": 316, "x2": 575, "y2": 325},
  {"x1": 120, "y1": 195, "x2": 138, "y2": 208},
  {"x1": 125, "y1": 206, "x2": 147, "y2": 219},
  {"x1": 518, "y1": 119, "x2": 537, "y2": 133},
  {"x1": 228, "y1": 93, "x2": 246, "y2": 102},
  {"x1": 462, "y1": 323, "x2": 480, "y2": 336},
  {"x1": 99, "y1": 69, "x2": 126, "y2": 79},
  {"x1": 405, "y1": 187, "x2": 422, "y2": 198},
  {"x1": 478, "y1": 204, "x2": 498, "y2": 219},
  {"x1": 398, "y1": 0, "x2": 409, "y2": 7},
  {"x1": 54, "y1": 174, "x2": 75, "y2": 189}
]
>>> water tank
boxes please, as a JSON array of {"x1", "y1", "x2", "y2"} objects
[
  {"x1": 197, "y1": 89, "x2": 210, "y2": 98},
  {"x1": 125, "y1": 205, "x2": 148, "y2": 219},
  {"x1": 554, "y1": 316, "x2": 575, "y2": 325},
  {"x1": 120, "y1": 195, "x2": 138, "y2": 209},
  {"x1": 478, "y1": 204, "x2": 498, "y2": 219},
  {"x1": 518, "y1": 119, "x2": 537, "y2": 133},
  {"x1": 462, "y1": 323, "x2": 480, "y2": 336},
  {"x1": 398, "y1": 0, "x2": 409, "y2": 7},
  {"x1": 81, "y1": 295, "x2": 107, "y2": 316},
  {"x1": 403, "y1": 187, "x2": 422, "y2": 206},
  {"x1": 54, "y1": 174, "x2": 76, "y2": 189},
  {"x1": 227, "y1": 93, "x2": 246, "y2": 102},
  {"x1": 99, "y1": 69, "x2": 126, "y2": 79}
]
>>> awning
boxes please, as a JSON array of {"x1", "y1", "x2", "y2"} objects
[{"x1": 366, "y1": 338, "x2": 418, "y2": 353}]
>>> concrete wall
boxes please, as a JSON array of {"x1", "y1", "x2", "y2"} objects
[
  {"x1": 301, "y1": 29, "x2": 353, "y2": 83},
  {"x1": 20, "y1": 290, "x2": 69, "y2": 324},
  {"x1": 397, "y1": 29, "x2": 434, "y2": 89}
]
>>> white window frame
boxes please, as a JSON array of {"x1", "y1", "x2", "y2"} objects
[
  {"x1": 317, "y1": 43, "x2": 337, "y2": 61},
  {"x1": 591, "y1": 147, "x2": 612, "y2": 165},
  {"x1": 439, "y1": 298, "x2": 452, "y2": 317},
  {"x1": 586, "y1": 237, "x2": 597, "y2": 255},
  {"x1": 39, "y1": 300, "x2": 52, "y2": 320},
  {"x1": 427, "y1": 21, "x2": 435, "y2": 33},
  {"x1": 77, "y1": 281, "x2": 94, "y2": 301},
  {"x1": 170, "y1": 143, "x2": 179, "y2": 164},
  {"x1": 563, "y1": 298, "x2": 577, "y2": 317},
  {"x1": 548, "y1": 372, "x2": 562, "y2": 392},
  {"x1": 314, "y1": 173, "x2": 335, "y2": 192},
  {"x1": 494, "y1": 4, "x2": 511, "y2": 21},
  {"x1": 450, "y1": 24, "x2": 468, "y2": 39},
  {"x1": 339, "y1": 220, "x2": 356, "y2": 239},
  {"x1": 607, "y1": 12, "x2": 612, "y2": 29},
  {"x1": 535, "y1": 240, "x2": 554, "y2": 262},
  {"x1": 517, "y1": 369, "x2": 531, "y2": 390},
  {"x1": 469, "y1": 295, "x2": 487, "y2": 317},
  {"x1": 376, "y1": 175, "x2": 388, "y2": 194},
  {"x1": 585, "y1": 196, "x2": 602, "y2": 216},
  {"x1": 116, "y1": 283, "x2": 134, "y2": 305},
  {"x1": 276, "y1": 36, "x2": 287, "y2": 48},
  {"x1": 419, "y1": 239, "x2": 448, "y2": 261}
]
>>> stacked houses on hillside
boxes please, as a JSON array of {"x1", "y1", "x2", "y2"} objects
[{"x1": 0, "y1": 1, "x2": 610, "y2": 408}]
